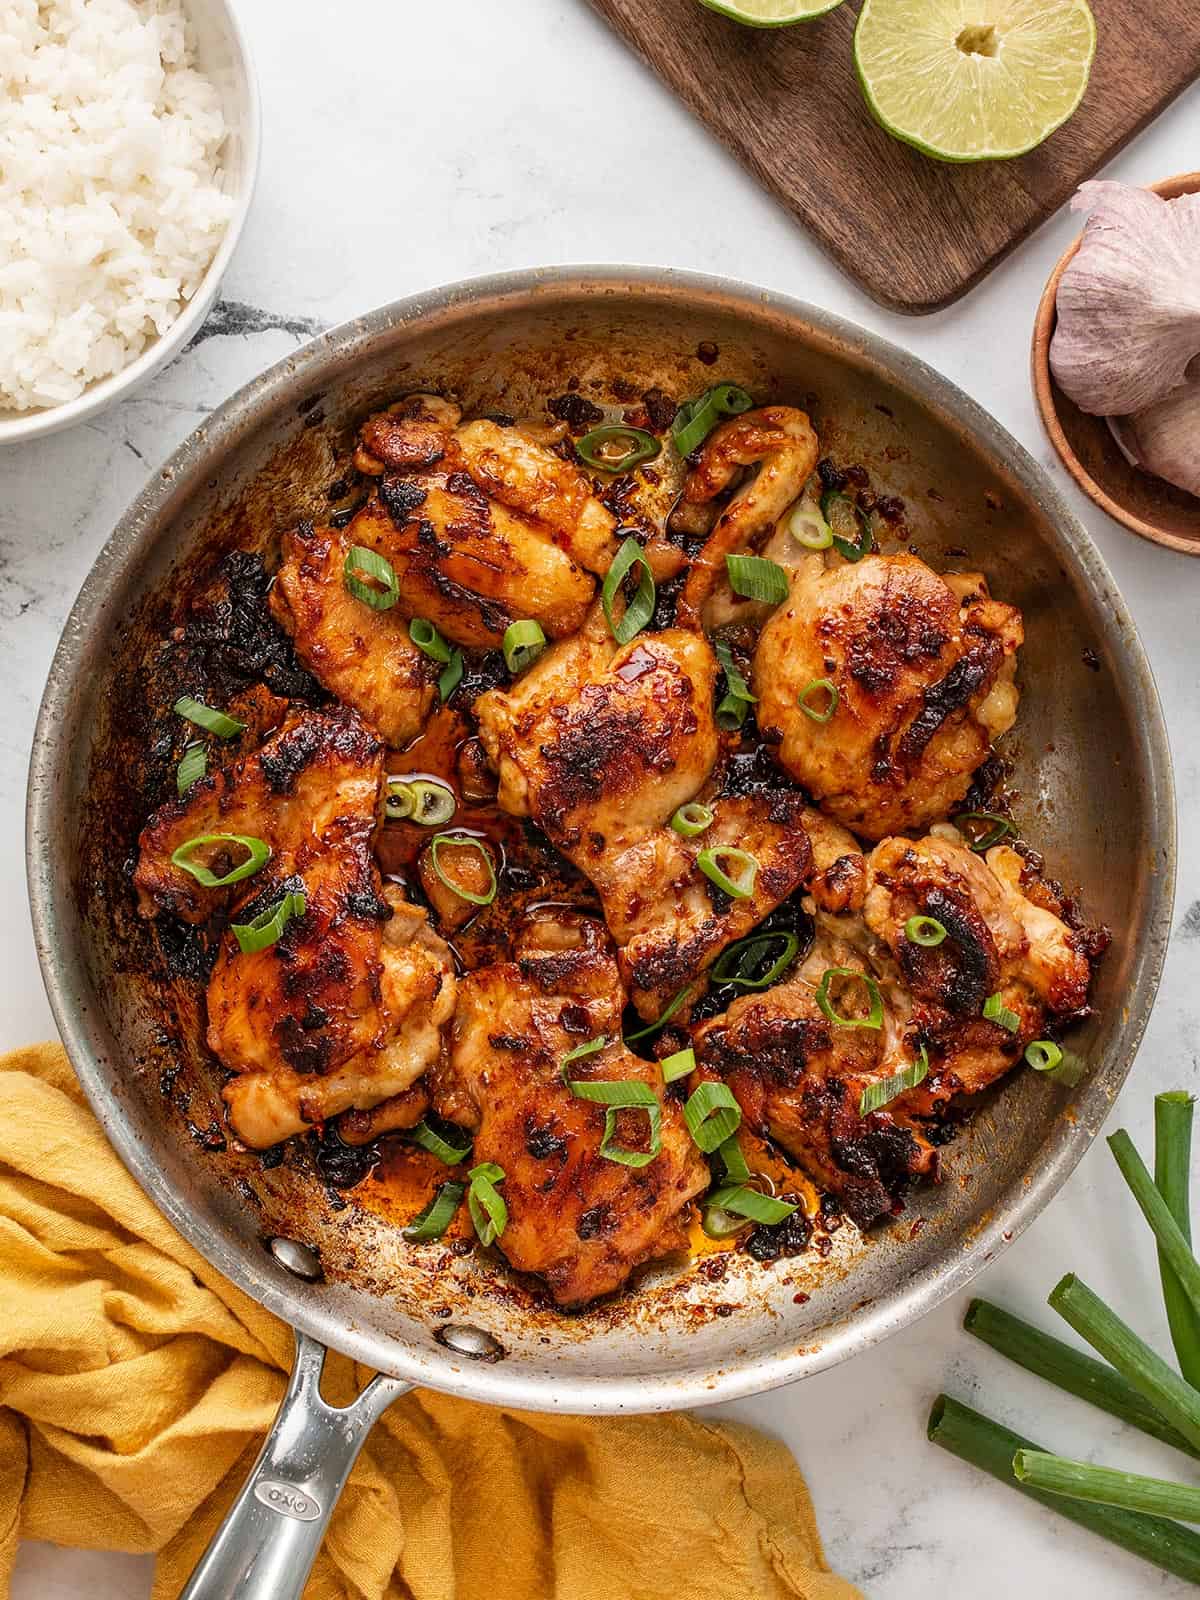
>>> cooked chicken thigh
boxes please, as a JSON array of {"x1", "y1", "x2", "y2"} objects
[
  {"x1": 476, "y1": 605, "x2": 812, "y2": 1015},
  {"x1": 135, "y1": 704, "x2": 383, "y2": 924},
  {"x1": 270, "y1": 522, "x2": 437, "y2": 747},
  {"x1": 754, "y1": 554, "x2": 1023, "y2": 840},
  {"x1": 674, "y1": 406, "x2": 819, "y2": 628},
  {"x1": 438, "y1": 912, "x2": 707, "y2": 1305}
]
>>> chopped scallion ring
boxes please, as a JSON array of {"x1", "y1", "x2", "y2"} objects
[
  {"x1": 715, "y1": 1135, "x2": 751, "y2": 1185},
  {"x1": 385, "y1": 777, "x2": 415, "y2": 821},
  {"x1": 712, "y1": 931, "x2": 800, "y2": 990},
  {"x1": 428, "y1": 833, "x2": 497, "y2": 906},
  {"x1": 561, "y1": 1072, "x2": 662, "y2": 1168},
  {"x1": 954, "y1": 811, "x2": 1015, "y2": 851},
  {"x1": 467, "y1": 1162, "x2": 508, "y2": 1245},
  {"x1": 859, "y1": 1047, "x2": 930, "y2": 1116},
  {"x1": 697, "y1": 845, "x2": 759, "y2": 900},
  {"x1": 904, "y1": 914, "x2": 947, "y2": 948},
  {"x1": 601, "y1": 535, "x2": 656, "y2": 645},
  {"x1": 661, "y1": 1047, "x2": 695, "y2": 1084},
  {"x1": 409, "y1": 617, "x2": 453, "y2": 663},
  {"x1": 408, "y1": 779, "x2": 456, "y2": 827},
  {"x1": 797, "y1": 678, "x2": 839, "y2": 724},
  {"x1": 576, "y1": 424, "x2": 661, "y2": 474},
  {"x1": 623, "y1": 984, "x2": 695, "y2": 1046},
  {"x1": 410, "y1": 1118, "x2": 472, "y2": 1165},
  {"x1": 819, "y1": 490, "x2": 873, "y2": 563},
  {"x1": 403, "y1": 1179, "x2": 466, "y2": 1242},
  {"x1": 231, "y1": 889, "x2": 306, "y2": 955},
  {"x1": 713, "y1": 638, "x2": 756, "y2": 731},
  {"x1": 725, "y1": 553, "x2": 789, "y2": 605},
  {"x1": 815, "y1": 967, "x2": 884, "y2": 1031},
  {"x1": 788, "y1": 500, "x2": 834, "y2": 550},
  {"x1": 671, "y1": 802, "x2": 714, "y2": 838},
  {"x1": 170, "y1": 833, "x2": 271, "y2": 889},
  {"x1": 173, "y1": 696, "x2": 245, "y2": 738},
  {"x1": 705, "y1": 1183, "x2": 797, "y2": 1226},
  {"x1": 344, "y1": 545, "x2": 400, "y2": 610},
  {"x1": 503, "y1": 619, "x2": 547, "y2": 674},
  {"x1": 560, "y1": 1037, "x2": 609, "y2": 1071},
  {"x1": 983, "y1": 992, "x2": 1020, "y2": 1033},
  {"x1": 1025, "y1": 1040, "x2": 1064, "y2": 1074},
  {"x1": 176, "y1": 742, "x2": 207, "y2": 796},
  {"x1": 684, "y1": 1080, "x2": 742, "y2": 1154},
  {"x1": 671, "y1": 382, "x2": 754, "y2": 458},
  {"x1": 438, "y1": 650, "x2": 464, "y2": 702}
]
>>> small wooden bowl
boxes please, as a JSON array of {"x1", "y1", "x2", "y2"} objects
[{"x1": 1032, "y1": 171, "x2": 1200, "y2": 558}]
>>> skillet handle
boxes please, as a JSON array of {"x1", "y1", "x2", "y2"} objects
[{"x1": 179, "y1": 1329, "x2": 412, "y2": 1600}]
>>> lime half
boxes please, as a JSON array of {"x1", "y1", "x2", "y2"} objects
[
  {"x1": 854, "y1": 0, "x2": 1096, "y2": 162},
  {"x1": 698, "y1": 0, "x2": 845, "y2": 24}
]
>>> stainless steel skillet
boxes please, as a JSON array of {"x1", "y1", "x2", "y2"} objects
[{"x1": 26, "y1": 268, "x2": 1175, "y2": 1598}]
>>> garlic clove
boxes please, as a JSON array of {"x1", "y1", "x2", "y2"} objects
[
  {"x1": 1127, "y1": 380, "x2": 1200, "y2": 499},
  {"x1": 1050, "y1": 181, "x2": 1200, "y2": 417}
]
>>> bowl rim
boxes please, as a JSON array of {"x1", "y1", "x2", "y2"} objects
[
  {"x1": 1031, "y1": 170, "x2": 1200, "y2": 558},
  {"x1": 0, "y1": 0, "x2": 262, "y2": 447},
  {"x1": 27, "y1": 266, "x2": 1178, "y2": 1411}
]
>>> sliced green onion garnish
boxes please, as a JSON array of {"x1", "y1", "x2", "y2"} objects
[
  {"x1": 438, "y1": 650, "x2": 464, "y2": 702},
  {"x1": 905, "y1": 914, "x2": 947, "y2": 948},
  {"x1": 859, "y1": 1047, "x2": 930, "y2": 1116},
  {"x1": 1025, "y1": 1039, "x2": 1064, "y2": 1074},
  {"x1": 661, "y1": 1047, "x2": 695, "y2": 1084},
  {"x1": 409, "y1": 617, "x2": 452, "y2": 664},
  {"x1": 429, "y1": 833, "x2": 497, "y2": 906},
  {"x1": 671, "y1": 382, "x2": 754, "y2": 458},
  {"x1": 385, "y1": 777, "x2": 415, "y2": 820},
  {"x1": 623, "y1": 984, "x2": 695, "y2": 1046},
  {"x1": 410, "y1": 1118, "x2": 473, "y2": 1165},
  {"x1": 954, "y1": 811, "x2": 1015, "y2": 851},
  {"x1": 715, "y1": 1135, "x2": 751, "y2": 1185},
  {"x1": 815, "y1": 967, "x2": 884, "y2": 1030},
  {"x1": 983, "y1": 992, "x2": 1020, "y2": 1033},
  {"x1": 344, "y1": 545, "x2": 400, "y2": 610},
  {"x1": 576, "y1": 424, "x2": 661, "y2": 473},
  {"x1": 819, "y1": 490, "x2": 872, "y2": 563},
  {"x1": 684, "y1": 1080, "x2": 742, "y2": 1154},
  {"x1": 403, "y1": 1179, "x2": 466, "y2": 1242},
  {"x1": 697, "y1": 845, "x2": 759, "y2": 900},
  {"x1": 173, "y1": 696, "x2": 245, "y2": 738},
  {"x1": 467, "y1": 1162, "x2": 507, "y2": 1246},
  {"x1": 170, "y1": 833, "x2": 271, "y2": 889},
  {"x1": 409, "y1": 779, "x2": 456, "y2": 826},
  {"x1": 561, "y1": 1037, "x2": 609, "y2": 1070},
  {"x1": 601, "y1": 535, "x2": 656, "y2": 645},
  {"x1": 561, "y1": 1073, "x2": 662, "y2": 1168},
  {"x1": 797, "y1": 678, "x2": 839, "y2": 723},
  {"x1": 713, "y1": 638, "x2": 756, "y2": 731},
  {"x1": 706, "y1": 1183, "x2": 797, "y2": 1225},
  {"x1": 671, "y1": 802, "x2": 714, "y2": 838},
  {"x1": 711, "y1": 931, "x2": 800, "y2": 990},
  {"x1": 725, "y1": 553, "x2": 789, "y2": 605},
  {"x1": 788, "y1": 500, "x2": 834, "y2": 550},
  {"x1": 502, "y1": 619, "x2": 547, "y2": 674},
  {"x1": 231, "y1": 889, "x2": 306, "y2": 955},
  {"x1": 176, "y1": 741, "x2": 207, "y2": 795}
]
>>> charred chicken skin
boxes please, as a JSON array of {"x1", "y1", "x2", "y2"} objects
[
  {"x1": 754, "y1": 554, "x2": 1022, "y2": 840},
  {"x1": 439, "y1": 913, "x2": 708, "y2": 1306}
]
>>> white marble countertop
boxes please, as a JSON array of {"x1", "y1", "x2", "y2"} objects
[{"x1": 4, "y1": 3, "x2": 1198, "y2": 1595}]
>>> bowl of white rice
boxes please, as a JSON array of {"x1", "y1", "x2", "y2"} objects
[{"x1": 0, "y1": 0, "x2": 259, "y2": 443}]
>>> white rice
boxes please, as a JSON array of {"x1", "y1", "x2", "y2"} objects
[{"x1": 0, "y1": 0, "x2": 233, "y2": 412}]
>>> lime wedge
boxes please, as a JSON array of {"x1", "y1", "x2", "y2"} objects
[
  {"x1": 698, "y1": 0, "x2": 845, "y2": 24},
  {"x1": 854, "y1": 0, "x2": 1096, "y2": 162}
]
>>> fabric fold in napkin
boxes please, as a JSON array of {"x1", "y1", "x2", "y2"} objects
[{"x1": 0, "y1": 1042, "x2": 860, "y2": 1600}]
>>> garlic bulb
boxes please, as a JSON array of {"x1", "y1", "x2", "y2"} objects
[
  {"x1": 1050, "y1": 181, "x2": 1200, "y2": 416},
  {"x1": 1127, "y1": 381, "x2": 1200, "y2": 499}
]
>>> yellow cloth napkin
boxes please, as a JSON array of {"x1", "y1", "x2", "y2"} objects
[{"x1": 0, "y1": 1042, "x2": 861, "y2": 1600}]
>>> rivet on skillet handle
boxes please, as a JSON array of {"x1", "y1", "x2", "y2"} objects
[{"x1": 179, "y1": 1329, "x2": 411, "y2": 1600}]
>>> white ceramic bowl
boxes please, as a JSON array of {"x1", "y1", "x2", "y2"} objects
[{"x1": 0, "y1": 0, "x2": 260, "y2": 446}]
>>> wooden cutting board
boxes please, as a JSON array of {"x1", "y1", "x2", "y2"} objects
[{"x1": 585, "y1": 0, "x2": 1200, "y2": 314}]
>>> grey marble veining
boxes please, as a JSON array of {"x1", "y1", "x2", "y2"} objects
[{"x1": 3, "y1": 3, "x2": 1198, "y2": 1596}]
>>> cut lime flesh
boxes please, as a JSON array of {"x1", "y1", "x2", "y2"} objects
[
  {"x1": 854, "y1": 0, "x2": 1097, "y2": 162},
  {"x1": 698, "y1": 0, "x2": 845, "y2": 25}
]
